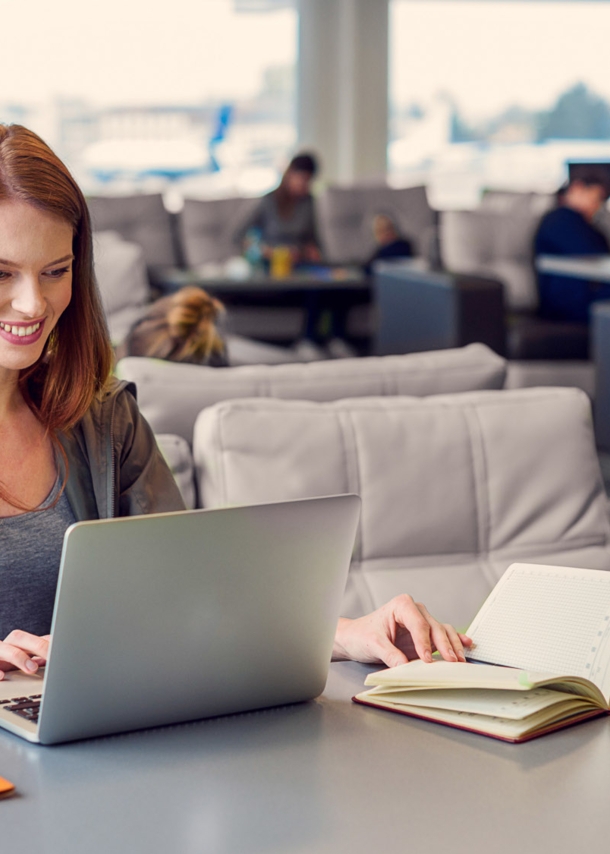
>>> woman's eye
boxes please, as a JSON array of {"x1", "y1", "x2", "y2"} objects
[
  {"x1": 44, "y1": 266, "x2": 70, "y2": 279},
  {"x1": 0, "y1": 271, "x2": 11, "y2": 280}
]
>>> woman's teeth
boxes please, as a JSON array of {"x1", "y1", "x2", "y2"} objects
[{"x1": 0, "y1": 321, "x2": 41, "y2": 336}]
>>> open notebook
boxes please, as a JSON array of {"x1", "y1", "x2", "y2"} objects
[{"x1": 354, "y1": 563, "x2": 610, "y2": 742}]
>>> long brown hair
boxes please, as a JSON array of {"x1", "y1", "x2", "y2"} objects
[
  {"x1": 0, "y1": 124, "x2": 113, "y2": 510},
  {"x1": 0, "y1": 124, "x2": 113, "y2": 428},
  {"x1": 123, "y1": 286, "x2": 226, "y2": 365}
]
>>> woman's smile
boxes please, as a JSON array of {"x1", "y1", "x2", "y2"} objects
[{"x1": 0, "y1": 319, "x2": 45, "y2": 345}]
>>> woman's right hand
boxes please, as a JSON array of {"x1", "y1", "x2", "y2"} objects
[{"x1": 0, "y1": 631, "x2": 50, "y2": 678}]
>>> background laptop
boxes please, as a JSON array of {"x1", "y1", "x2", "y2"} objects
[{"x1": 0, "y1": 494, "x2": 360, "y2": 745}]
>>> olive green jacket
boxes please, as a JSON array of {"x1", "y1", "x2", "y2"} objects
[{"x1": 59, "y1": 380, "x2": 186, "y2": 521}]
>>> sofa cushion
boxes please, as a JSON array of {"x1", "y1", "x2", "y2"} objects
[
  {"x1": 179, "y1": 197, "x2": 260, "y2": 266},
  {"x1": 115, "y1": 344, "x2": 507, "y2": 444},
  {"x1": 93, "y1": 231, "x2": 150, "y2": 345},
  {"x1": 440, "y1": 209, "x2": 543, "y2": 311},
  {"x1": 155, "y1": 433, "x2": 196, "y2": 510},
  {"x1": 192, "y1": 387, "x2": 610, "y2": 626},
  {"x1": 440, "y1": 210, "x2": 494, "y2": 269},
  {"x1": 87, "y1": 194, "x2": 177, "y2": 268}
]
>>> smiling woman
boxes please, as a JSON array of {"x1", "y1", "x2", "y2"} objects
[
  {"x1": 0, "y1": 127, "x2": 112, "y2": 524},
  {"x1": 0, "y1": 124, "x2": 470, "y2": 679},
  {"x1": 0, "y1": 123, "x2": 185, "y2": 654}
]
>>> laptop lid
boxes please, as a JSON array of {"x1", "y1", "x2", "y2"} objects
[{"x1": 32, "y1": 494, "x2": 360, "y2": 744}]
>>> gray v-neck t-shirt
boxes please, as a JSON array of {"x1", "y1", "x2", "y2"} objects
[{"x1": 0, "y1": 477, "x2": 76, "y2": 638}]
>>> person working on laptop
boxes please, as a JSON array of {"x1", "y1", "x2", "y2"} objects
[
  {"x1": 534, "y1": 163, "x2": 610, "y2": 322},
  {"x1": 0, "y1": 124, "x2": 470, "y2": 682}
]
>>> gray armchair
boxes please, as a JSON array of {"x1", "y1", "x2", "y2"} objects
[{"x1": 372, "y1": 261, "x2": 506, "y2": 357}]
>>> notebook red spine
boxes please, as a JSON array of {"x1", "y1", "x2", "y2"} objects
[{"x1": 351, "y1": 695, "x2": 608, "y2": 743}]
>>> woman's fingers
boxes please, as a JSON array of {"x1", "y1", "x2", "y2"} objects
[
  {"x1": 391, "y1": 596, "x2": 435, "y2": 662},
  {"x1": 332, "y1": 598, "x2": 473, "y2": 669},
  {"x1": 435, "y1": 621, "x2": 467, "y2": 662},
  {"x1": 0, "y1": 631, "x2": 50, "y2": 676},
  {"x1": 414, "y1": 604, "x2": 471, "y2": 662},
  {"x1": 0, "y1": 644, "x2": 39, "y2": 676},
  {"x1": 392, "y1": 598, "x2": 469, "y2": 664}
]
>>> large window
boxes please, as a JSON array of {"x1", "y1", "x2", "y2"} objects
[
  {"x1": 390, "y1": 0, "x2": 610, "y2": 207},
  {"x1": 0, "y1": 0, "x2": 297, "y2": 198}
]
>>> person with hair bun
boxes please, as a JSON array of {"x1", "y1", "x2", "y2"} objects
[
  {"x1": 0, "y1": 124, "x2": 470, "y2": 681},
  {"x1": 121, "y1": 286, "x2": 228, "y2": 367}
]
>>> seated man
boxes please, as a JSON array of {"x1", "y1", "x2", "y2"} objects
[{"x1": 534, "y1": 164, "x2": 610, "y2": 323}]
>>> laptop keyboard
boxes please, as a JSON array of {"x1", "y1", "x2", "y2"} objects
[{"x1": 0, "y1": 695, "x2": 42, "y2": 724}]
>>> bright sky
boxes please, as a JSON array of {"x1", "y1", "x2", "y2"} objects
[
  {"x1": 0, "y1": 0, "x2": 296, "y2": 106},
  {"x1": 392, "y1": 0, "x2": 610, "y2": 119},
  {"x1": 2, "y1": 0, "x2": 610, "y2": 121}
]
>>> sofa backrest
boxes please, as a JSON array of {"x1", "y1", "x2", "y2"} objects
[
  {"x1": 317, "y1": 184, "x2": 435, "y2": 263},
  {"x1": 87, "y1": 194, "x2": 177, "y2": 268},
  {"x1": 441, "y1": 208, "x2": 548, "y2": 311},
  {"x1": 179, "y1": 197, "x2": 259, "y2": 266},
  {"x1": 479, "y1": 190, "x2": 554, "y2": 216},
  {"x1": 93, "y1": 231, "x2": 150, "y2": 345},
  {"x1": 115, "y1": 344, "x2": 507, "y2": 444},
  {"x1": 441, "y1": 189, "x2": 556, "y2": 312},
  {"x1": 192, "y1": 387, "x2": 610, "y2": 626},
  {"x1": 155, "y1": 433, "x2": 197, "y2": 510}
]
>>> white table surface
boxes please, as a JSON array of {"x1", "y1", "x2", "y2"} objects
[
  {"x1": 536, "y1": 253, "x2": 610, "y2": 281},
  {"x1": 0, "y1": 660, "x2": 608, "y2": 853}
]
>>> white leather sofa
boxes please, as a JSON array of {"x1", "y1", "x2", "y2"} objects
[
  {"x1": 193, "y1": 387, "x2": 610, "y2": 626},
  {"x1": 118, "y1": 344, "x2": 506, "y2": 515},
  {"x1": 117, "y1": 343, "x2": 506, "y2": 445},
  {"x1": 117, "y1": 345, "x2": 610, "y2": 627}
]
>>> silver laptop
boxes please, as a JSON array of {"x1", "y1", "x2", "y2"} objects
[{"x1": 0, "y1": 494, "x2": 360, "y2": 745}]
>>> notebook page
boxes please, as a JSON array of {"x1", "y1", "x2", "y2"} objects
[
  {"x1": 466, "y1": 563, "x2": 610, "y2": 702},
  {"x1": 365, "y1": 687, "x2": 585, "y2": 720}
]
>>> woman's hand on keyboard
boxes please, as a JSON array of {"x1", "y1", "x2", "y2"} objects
[
  {"x1": 0, "y1": 631, "x2": 50, "y2": 678},
  {"x1": 332, "y1": 595, "x2": 472, "y2": 669}
]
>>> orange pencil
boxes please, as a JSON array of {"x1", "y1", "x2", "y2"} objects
[{"x1": 0, "y1": 777, "x2": 15, "y2": 799}]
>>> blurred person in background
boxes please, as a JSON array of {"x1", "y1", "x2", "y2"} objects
[
  {"x1": 534, "y1": 164, "x2": 610, "y2": 323},
  {"x1": 236, "y1": 152, "x2": 323, "y2": 266},
  {"x1": 120, "y1": 286, "x2": 331, "y2": 365},
  {"x1": 364, "y1": 213, "x2": 413, "y2": 275},
  {"x1": 120, "y1": 287, "x2": 228, "y2": 367}
]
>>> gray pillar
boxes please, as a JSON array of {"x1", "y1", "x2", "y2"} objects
[{"x1": 297, "y1": 0, "x2": 389, "y2": 185}]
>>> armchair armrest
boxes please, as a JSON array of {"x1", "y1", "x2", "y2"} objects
[
  {"x1": 372, "y1": 261, "x2": 506, "y2": 356},
  {"x1": 592, "y1": 301, "x2": 610, "y2": 449}
]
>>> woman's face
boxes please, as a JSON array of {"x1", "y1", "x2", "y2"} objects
[
  {"x1": 285, "y1": 169, "x2": 312, "y2": 197},
  {"x1": 0, "y1": 199, "x2": 73, "y2": 383}
]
